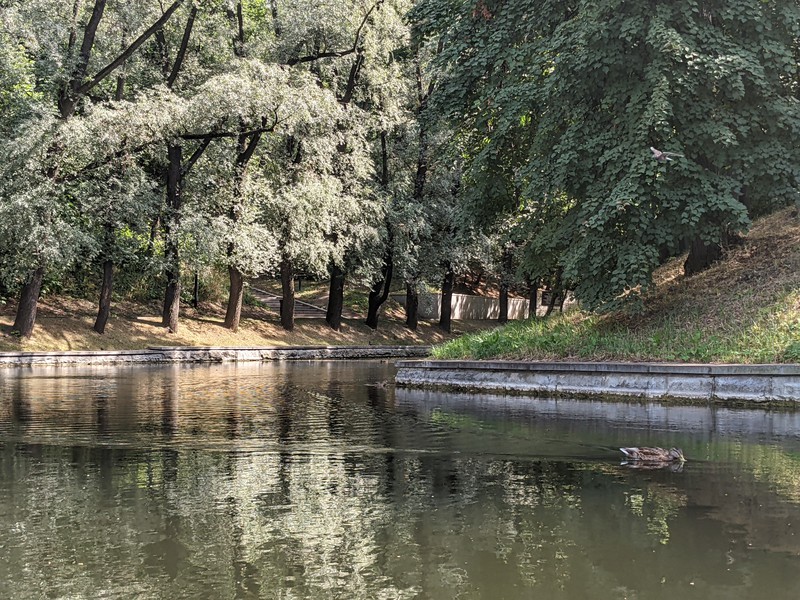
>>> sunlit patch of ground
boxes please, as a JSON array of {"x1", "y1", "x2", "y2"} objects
[{"x1": 0, "y1": 295, "x2": 496, "y2": 352}]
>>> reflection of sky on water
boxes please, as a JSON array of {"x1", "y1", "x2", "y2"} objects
[{"x1": 1, "y1": 362, "x2": 800, "y2": 599}]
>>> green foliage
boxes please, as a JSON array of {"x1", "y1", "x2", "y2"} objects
[{"x1": 414, "y1": 0, "x2": 800, "y2": 310}]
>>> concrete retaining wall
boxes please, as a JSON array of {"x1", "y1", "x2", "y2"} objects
[
  {"x1": 0, "y1": 345, "x2": 431, "y2": 368},
  {"x1": 395, "y1": 360, "x2": 800, "y2": 403},
  {"x1": 391, "y1": 293, "x2": 530, "y2": 320}
]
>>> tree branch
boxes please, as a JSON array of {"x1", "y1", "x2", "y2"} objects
[
  {"x1": 339, "y1": 50, "x2": 364, "y2": 105},
  {"x1": 180, "y1": 121, "x2": 279, "y2": 140},
  {"x1": 77, "y1": 0, "x2": 185, "y2": 97},
  {"x1": 237, "y1": 117, "x2": 267, "y2": 168},
  {"x1": 285, "y1": 0, "x2": 383, "y2": 66},
  {"x1": 59, "y1": 0, "x2": 106, "y2": 117},
  {"x1": 167, "y1": 5, "x2": 198, "y2": 88},
  {"x1": 181, "y1": 137, "x2": 212, "y2": 176}
]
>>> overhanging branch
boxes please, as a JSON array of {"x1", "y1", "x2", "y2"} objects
[
  {"x1": 285, "y1": 0, "x2": 383, "y2": 66},
  {"x1": 77, "y1": 0, "x2": 185, "y2": 97}
]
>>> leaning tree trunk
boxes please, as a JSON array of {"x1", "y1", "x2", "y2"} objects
[
  {"x1": 684, "y1": 235, "x2": 723, "y2": 276},
  {"x1": 13, "y1": 267, "x2": 45, "y2": 338},
  {"x1": 280, "y1": 254, "x2": 295, "y2": 331},
  {"x1": 439, "y1": 264, "x2": 455, "y2": 333},
  {"x1": 405, "y1": 282, "x2": 419, "y2": 331},
  {"x1": 224, "y1": 265, "x2": 245, "y2": 332},
  {"x1": 325, "y1": 263, "x2": 345, "y2": 331},
  {"x1": 365, "y1": 249, "x2": 394, "y2": 330},
  {"x1": 94, "y1": 260, "x2": 114, "y2": 334}
]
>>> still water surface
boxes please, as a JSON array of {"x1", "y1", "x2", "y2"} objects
[{"x1": 2, "y1": 361, "x2": 800, "y2": 599}]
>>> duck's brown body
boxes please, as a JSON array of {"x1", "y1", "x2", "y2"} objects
[{"x1": 620, "y1": 447, "x2": 685, "y2": 463}]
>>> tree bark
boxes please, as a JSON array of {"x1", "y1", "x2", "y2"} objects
[
  {"x1": 684, "y1": 235, "x2": 723, "y2": 276},
  {"x1": 222, "y1": 124, "x2": 264, "y2": 332},
  {"x1": 162, "y1": 143, "x2": 182, "y2": 332},
  {"x1": 405, "y1": 283, "x2": 419, "y2": 330},
  {"x1": 498, "y1": 282, "x2": 509, "y2": 324},
  {"x1": 224, "y1": 266, "x2": 244, "y2": 332},
  {"x1": 527, "y1": 278, "x2": 538, "y2": 319},
  {"x1": 13, "y1": 267, "x2": 45, "y2": 338},
  {"x1": 365, "y1": 245, "x2": 394, "y2": 330},
  {"x1": 93, "y1": 259, "x2": 114, "y2": 334},
  {"x1": 439, "y1": 264, "x2": 455, "y2": 333},
  {"x1": 280, "y1": 255, "x2": 295, "y2": 331},
  {"x1": 326, "y1": 263, "x2": 345, "y2": 331}
]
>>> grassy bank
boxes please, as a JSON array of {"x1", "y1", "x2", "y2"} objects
[{"x1": 434, "y1": 208, "x2": 800, "y2": 364}]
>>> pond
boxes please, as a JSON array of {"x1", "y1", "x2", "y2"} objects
[{"x1": 2, "y1": 361, "x2": 800, "y2": 599}]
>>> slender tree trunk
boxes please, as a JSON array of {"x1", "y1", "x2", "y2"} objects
[
  {"x1": 498, "y1": 282, "x2": 509, "y2": 324},
  {"x1": 192, "y1": 272, "x2": 199, "y2": 308},
  {"x1": 93, "y1": 259, "x2": 114, "y2": 334},
  {"x1": 224, "y1": 266, "x2": 244, "y2": 332},
  {"x1": 223, "y1": 122, "x2": 263, "y2": 331},
  {"x1": 162, "y1": 143, "x2": 182, "y2": 332},
  {"x1": 439, "y1": 264, "x2": 455, "y2": 333},
  {"x1": 13, "y1": 267, "x2": 45, "y2": 338},
  {"x1": 405, "y1": 282, "x2": 419, "y2": 330},
  {"x1": 498, "y1": 247, "x2": 512, "y2": 323},
  {"x1": 280, "y1": 254, "x2": 295, "y2": 331},
  {"x1": 365, "y1": 246, "x2": 394, "y2": 330},
  {"x1": 326, "y1": 263, "x2": 345, "y2": 331},
  {"x1": 528, "y1": 278, "x2": 538, "y2": 319}
]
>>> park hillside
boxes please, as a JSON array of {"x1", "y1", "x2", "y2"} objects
[{"x1": 2, "y1": 0, "x2": 800, "y2": 359}]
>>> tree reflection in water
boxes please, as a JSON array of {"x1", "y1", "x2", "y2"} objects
[{"x1": 1, "y1": 362, "x2": 800, "y2": 599}]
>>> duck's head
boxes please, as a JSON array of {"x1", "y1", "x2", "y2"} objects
[{"x1": 668, "y1": 448, "x2": 686, "y2": 462}]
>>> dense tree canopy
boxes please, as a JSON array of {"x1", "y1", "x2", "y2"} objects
[
  {"x1": 414, "y1": 0, "x2": 800, "y2": 309},
  {"x1": 1, "y1": 0, "x2": 798, "y2": 337}
]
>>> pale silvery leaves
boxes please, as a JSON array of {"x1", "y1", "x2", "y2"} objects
[
  {"x1": 253, "y1": 171, "x2": 346, "y2": 277},
  {"x1": 185, "y1": 61, "x2": 343, "y2": 140},
  {"x1": 0, "y1": 115, "x2": 87, "y2": 284}
]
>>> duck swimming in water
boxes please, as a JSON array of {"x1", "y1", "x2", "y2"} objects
[{"x1": 620, "y1": 447, "x2": 685, "y2": 463}]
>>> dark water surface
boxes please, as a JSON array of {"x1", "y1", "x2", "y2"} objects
[{"x1": 2, "y1": 361, "x2": 800, "y2": 599}]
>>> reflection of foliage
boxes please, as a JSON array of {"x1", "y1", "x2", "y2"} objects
[
  {"x1": 625, "y1": 487, "x2": 687, "y2": 545},
  {"x1": 429, "y1": 407, "x2": 485, "y2": 432}
]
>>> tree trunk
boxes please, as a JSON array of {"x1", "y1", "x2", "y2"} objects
[
  {"x1": 498, "y1": 282, "x2": 509, "y2": 324},
  {"x1": 439, "y1": 264, "x2": 454, "y2": 333},
  {"x1": 162, "y1": 143, "x2": 182, "y2": 332},
  {"x1": 280, "y1": 255, "x2": 295, "y2": 331},
  {"x1": 405, "y1": 283, "x2": 419, "y2": 330},
  {"x1": 224, "y1": 266, "x2": 244, "y2": 332},
  {"x1": 684, "y1": 235, "x2": 723, "y2": 276},
  {"x1": 544, "y1": 291, "x2": 557, "y2": 317},
  {"x1": 498, "y1": 247, "x2": 512, "y2": 323},
  {"x1": 162, "y1": 272, "x2": 180, "y2": 332},
  {"x1": 192, "y1": 272, "x2": 199, "y2": 308},
  {"x1": 93, "y1": 259, "x2": 113, "y2": 334},
  {"x1": 13, "y1": 267, "x2": 45, "y2": 338},
  {"x1": 528, "y1": 278, "x2": 538, "y2": 319},
  {"x1": 325, "y1": 263, "x2": 345, "y2": 331},
  {"x1": 365, "y1": 246, "x2": 394, "y2": 330}
]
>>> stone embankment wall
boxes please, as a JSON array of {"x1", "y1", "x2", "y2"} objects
[
  {"x1": 0, "y1": 345, "x2": 430, "y2": 368},
  {"x1": 390, "y1": 293, "x2": 531, "y2": 320},
  {"x1": 395, "y1": 360, "x2": 800, "y2": 403}
]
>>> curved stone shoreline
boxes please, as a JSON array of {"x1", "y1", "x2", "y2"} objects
[
  {"x1": 0, "y1": 345, "x2": 431, "y2": 368},
  {"x1": 395, "y1": 359, "x2": 800, "y2": 404}
]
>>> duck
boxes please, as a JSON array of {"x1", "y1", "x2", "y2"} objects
[{"x1": 620, "y1": 447, "x2": 685, "y2": 463}]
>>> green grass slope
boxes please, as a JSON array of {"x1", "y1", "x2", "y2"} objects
[{"x1": 434, "y1": 208, "x2": 800, "y2": 363}]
